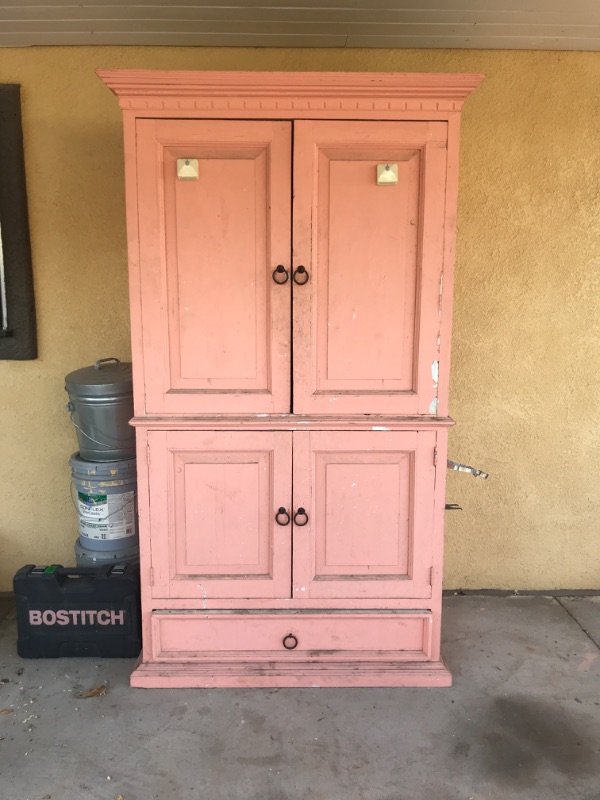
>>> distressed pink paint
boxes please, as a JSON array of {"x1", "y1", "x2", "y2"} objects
[
  {"x1": 148, "y1": 430, "x2": 292, "y2": 600},
  {"x1": 98, "y1": 69, "x2": 483, "y2": 689},
  {"x1": 292, "y1": 431, "x2": 436, "y2": 600},
  {"x1": 151, "y1": 612, "x2": 432, "y2": 661},
  {"x1": 292, "y1": 120, "x2": 448, "y2": 416},
  {"x1": 135, "y1": 119, "x2": 292, "y2": 415}
]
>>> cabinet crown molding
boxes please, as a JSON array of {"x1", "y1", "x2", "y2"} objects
[{"x1": 97, "y1": 69, "x2": 484, "y2": 114}]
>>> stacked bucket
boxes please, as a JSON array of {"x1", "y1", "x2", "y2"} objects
[{"x1": 65, "y1": 358, "x2": 139, "y2": 567}]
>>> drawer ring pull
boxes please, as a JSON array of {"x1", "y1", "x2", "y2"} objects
[
  {"x1": 275, "y1": 507, "x2": 291, "y2": 526},
  {"x1": 283, "y1": 633, "x2": 298, "y2": 650},
  {"x1": 272, "y1": 265, "x2": 289, "y2": 285},
  {"x1": 293, "y1": 507, "x2": 309, "y2": 526},
  {"x1": 292, "y1": 265, "x2": 309, "y2": 285}
]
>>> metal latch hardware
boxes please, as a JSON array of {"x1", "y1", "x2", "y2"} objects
[{"x1": 447, "y1": 460, "x2": 489, "y2": 480}]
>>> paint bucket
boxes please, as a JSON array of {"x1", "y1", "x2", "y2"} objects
[
  {"x1": 70, "y1": 453, "x2": 138, "y2": 552},
  {"x1": 74, "y1": 539, "x2": 140, "y2": 568},
  {"x1": 65, "y1": 358, "x2": 135, "y2": 461}
]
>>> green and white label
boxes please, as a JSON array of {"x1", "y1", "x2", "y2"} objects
[{"x1": 77, "y1": 490, "x2": 136, "y2": 541}]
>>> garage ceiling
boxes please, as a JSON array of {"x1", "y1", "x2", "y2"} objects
[{"x1": 1, "y1": 1, "x2": 599, "y2": 50}]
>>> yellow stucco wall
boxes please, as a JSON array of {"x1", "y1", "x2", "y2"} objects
[{"x1": 0, "y1": 46, "x2": 598, "y2": 591}]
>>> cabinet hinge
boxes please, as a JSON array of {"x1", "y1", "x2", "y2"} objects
[
  {"x1": 149, "y1": 566, "x2": 154, "y2": 586},
  {"x1": 433, "y1": 447, "x2": 438, "y2": 467},
  {"x1": 146, "y1": 444, "x2": 151, "y2": 466},
  {"x1": 430, "y1": 566, "x2": 434, "y2": 585}
]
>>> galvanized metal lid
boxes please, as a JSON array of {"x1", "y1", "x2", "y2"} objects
[{"x1": 65, "y1": 357, "x2": 133, "y2": 397}]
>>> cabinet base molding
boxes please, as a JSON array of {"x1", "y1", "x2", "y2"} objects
[{"x1": 130, "y1": 658, "x2": 452, "y2": 688}]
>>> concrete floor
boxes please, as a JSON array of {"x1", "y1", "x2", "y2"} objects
[{"x1": 1, "y1": 595, "x2": 599, "y2": 800}]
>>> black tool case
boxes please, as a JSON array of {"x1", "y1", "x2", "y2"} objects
[{"x1": 13, "y1": 564, "x2": 141, "y2": 658}]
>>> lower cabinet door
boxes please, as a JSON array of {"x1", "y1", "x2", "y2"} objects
[
  {"x1": 151, "y1": 610, "x2": 433, "y2": 662},
  {"x1": 148, "y1": 428, "x2": 435, "y2": 602},
  {"x1": 292, "y1": 430, "x2": 437, "y2": 599},
  {"x1": 148, "y1": 430, "x2": 292, "y2": 599}
]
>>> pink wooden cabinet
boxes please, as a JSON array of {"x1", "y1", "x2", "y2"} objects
[{"x1": 99, "y1": 70, "x2": 482, "y2": 688}]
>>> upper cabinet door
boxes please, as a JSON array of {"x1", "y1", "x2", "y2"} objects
[
  {"x1": 292, "y1": 120, "x2": 448, "y2": 416},
  {"x1": 135, "y1": 120, "x2": 292, "y2": 415}
]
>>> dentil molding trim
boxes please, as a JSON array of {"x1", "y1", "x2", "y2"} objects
[{"x1": 97, "y1": 70, "x2": 484, "y2": 115}]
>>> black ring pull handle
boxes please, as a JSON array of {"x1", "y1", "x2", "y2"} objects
[
  {"x1": 293, "y1": 507, "x2": 309, "y2": 526},
  {"x1": 272, "y1": 265, "x2": 290, "y2": 285},
  {"x1": 292, "y1": 266, "x2": 309, "y2": 285},
  {"x1": 283, "y1": 633, "x2": 298, "y2": 650},
  {"x1": 275, "y1": 507, "x2": 291, "y2": 526}
]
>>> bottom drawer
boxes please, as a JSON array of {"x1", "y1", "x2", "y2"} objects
[{"x1": 151, "y1": 610, "x2": 432, "y2": 661}]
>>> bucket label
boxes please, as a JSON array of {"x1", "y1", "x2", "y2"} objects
[{"x1": 77, "y1": 490, "x2": 136, "y2": 541}]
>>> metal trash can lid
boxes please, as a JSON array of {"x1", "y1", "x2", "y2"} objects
[{"x1": 65, "y1": 357, "x2": 133, "y2": 397}]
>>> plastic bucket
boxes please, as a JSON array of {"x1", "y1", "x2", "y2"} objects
[
  {"x1": 70, "y1": 453, "x2": 138, "y2": 552},
  {"x1": 65, "y1": 358, "x2": 135, "y2": 462},
  {"x1": 74, "y1": 538, "x2": 140, "y2": 568}
]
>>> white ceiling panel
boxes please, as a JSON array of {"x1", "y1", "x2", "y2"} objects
[{"x1": 0, "y1": 1, "x2": 599, "y2": 50}]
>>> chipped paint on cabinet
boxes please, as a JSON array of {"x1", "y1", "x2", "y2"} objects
[
  {"x1": 293, "y1": 120, "x2": 448, "y2": 416},
  {"x1": 99, "y1": 69, "x2": 482, "y2": 688}
]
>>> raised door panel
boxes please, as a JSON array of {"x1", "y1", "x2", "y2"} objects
[
  {"x1": 292, "y1": 120, "x2": 448, "y2": 415},
  {"x1": 149, "y1": 431, "x2": 292, "y2": 599},
  {"x1": 136, "y1": 119, "x2": 291, "y2": 415},
  {"x1": 292, "y1": 430, "x2": 436, "y2": 599}
]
